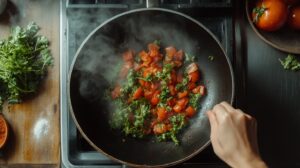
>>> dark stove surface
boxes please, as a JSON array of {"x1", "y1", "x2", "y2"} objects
[{"x1": 61, "y1": 0, "x2": 233, "y2": 167}]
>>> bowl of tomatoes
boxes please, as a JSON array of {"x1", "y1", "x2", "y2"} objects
[{"x1": 246, "y1": 0, "x2": 300, "y2": 54}]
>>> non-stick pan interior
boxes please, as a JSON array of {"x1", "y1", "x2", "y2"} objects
[{"x1": 69, "y1": 9, "x2": 234, "y2": 167}]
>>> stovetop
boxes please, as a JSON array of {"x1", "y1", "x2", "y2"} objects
[{"x1": 60, "y1": 0, "x2": 234, "y2": 167}]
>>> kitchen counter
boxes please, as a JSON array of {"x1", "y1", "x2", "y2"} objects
[
  {"x1": 0, "y1": 0, "x2": 60, "y2": 167},
  {"x1": 235, "y1": 1, "x2": 300, "y2": 167}
]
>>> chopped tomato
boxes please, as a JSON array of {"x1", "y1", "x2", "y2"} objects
[
  {"x1": 111, "y1": 43, "x2": 206, "y2": 143},
  {"x1": 177, "y1": 90, "x2": 188, "y2": 99},
  {"x1": 150, "y1": 82, "x2": 160, "y2": 91},
  {"x1": 185, "y1": 106, "x2": 196, "y2": 117},
  {"x1": 177, "y1": 73, "x2": 183, "y2": 83},
  {"x1": 132, "y1": 87, "x2": 143, "y2": 100},
  {"x1": 188, "y1": 82, "x2": 196, "y2": 90},
  {"x1": 151, "y1": 91, "x2": 160, "y2": 105},
  {"x1": 186, "y1": 63, "x2": 198, "y2": 74},
  {"x1": 170, "y1": 70, "x2": 177, "y2": 84},
  {"x1": 157, "y1": 107, "x2": 167, "y2": 121},
  {"x1": 148, "y1": 43, "x2": 160, "y2": 58},
  {"x1": 174, "y1": 60, "x2": 182, "y2": 67},
  {"x1": 143, "y1": 68, "x2": 152, "y2": 77},
  {"x1": 152, "y1": 54, "x2": 163, "y2": 62},
  {"x1": 165, "y1": 46, "x2": 176, "y2": 59},
  {"x1": 174, "y1": 50, "x2": 183, "y2": 61},
  {"x1": 153, "y1": 123, "x2": 167, "y2": 134},
  {"x1": 188, "y1": 71, "x2": 199, "y2": 83},
  {"x1": 167, "y1": 98, "x2": 176, "y2": 107},
  {"x1": 192, "y1": 85, "x2": 206, "y2": 95},
  {"x1": 140, "y1": 51, "x2": 153, "y2": 67},
  {"x1": 144, "y1": 89, "x2": 154, "y2": 100},
  {"x1": 177, "y1": 97, "x2": 188, "y2": 107},
  {"x1": 168, "y1": 85, "x2": 176, "y2": 96},
  {"x1": 173, "y1": 104, "x2": 183, "y2": 113}
]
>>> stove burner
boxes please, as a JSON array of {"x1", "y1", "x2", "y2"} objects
[{"x1": 61, "y1": 0, "x2": 233, "y2": 167}]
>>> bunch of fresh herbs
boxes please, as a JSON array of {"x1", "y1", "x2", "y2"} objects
[{"x1": 0, "y1": 22, "x2": 53, "y2": 109}]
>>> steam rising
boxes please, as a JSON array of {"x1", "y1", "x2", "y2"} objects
[{"x1": 73, "y1": 10, "x2": 199, "y2": 102}]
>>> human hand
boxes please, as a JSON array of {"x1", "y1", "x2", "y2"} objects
[{"x1": 206, "y1": 102, "x2": 267, "y2": 168}]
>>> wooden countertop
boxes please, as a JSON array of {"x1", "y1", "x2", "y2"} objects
[{"x1": 0, "y1": 0, "x2": 60, "y2": 167}]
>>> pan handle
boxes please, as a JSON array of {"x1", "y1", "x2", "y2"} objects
[{"x1": 146, "y1": 0, "x2": 160, "y2": 8}]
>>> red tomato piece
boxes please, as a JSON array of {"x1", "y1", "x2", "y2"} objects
[
  {"x1": 173, "y1": 104, "x2": 183, "y2": 113},
  {"x1": 153, "y1": 123, "x2": 167, "y2": 134},
  {"x1": 165, "y1": 46, "x2": 177, "y2": 59},
  {"x1": 186, "y1": 63, "x2": 198, "y2": 74},
  {"x1": 148, "y1": 43, "x2": 160, "y2": 58},
  {"x1": 151, "y1": 91, "x2": 160, "y2": 105},
  {"x1": 132, "y1": 87, "x2": 143, "y2": 100},
  {"x1": 192, "y1": 85, "x2": 206, "y2": 95},
  {"x1": 168, "y1": 85, "x2": 176, "y2": 96},
  {"x1": 185, "y1": 106, "x2": 196, "y2": 117},
  {"x1": 177, "y1": 73, "x2": 183, "y2": 83},
  {"x1": 177, "y1": 90, "x2": 188, "y2": 99},
  {"x1": 170, "y1": 70, "x2": 177, "y2": 84},
  {"x1": 177, "y1": 97, "x2": 189, "y2": 107},
  {"x1": 188, "y1": 82, "x2": 197, "y2": 90},
  {"x1": 157, "y1": 107, "x2": 167, "y2": 121},
  {"x1": 188, "y1": 71, "x2": 200, "y2": 83},
  {"x1": 174, "y1": 50, "x2": 183, "y2": 61}
]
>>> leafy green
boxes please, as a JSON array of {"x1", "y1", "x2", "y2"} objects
[
  {"x1": 157, "y1": 114, "x2": 186, "y2": 145},
  {"x1": 208, "y1": 55, "x2": 214, "y2": 61},
  {"x1": 189, "y1": 93, "x2": 202, "y2": 110},
  {"x1": 120, "y1": 69, "x2": 137, "y2": 96},
  {"x1": 111, "y1": 98, "x2": 151, "y2": 138},
  {"x1": 109, "y1": 43, "x2": 206, "y2": 145},
  {"x1": 155, "y1": 63, "x2": 173, "y2": 81},
  {"x1": 153, "y1": 40, "x2": 161, "y2": 45},
  {"x1": 279, "y1": 54, "x2": 300, "y2": 71},
  {"x1": 252, "y1": 5, "x2": 267, "y2": 23},
  {"x1": 0, "y1": 22, "x2": 53, "y2": 108},
  {"x1": 175, "y1": 76, "x2": 189, "y2": 91}
]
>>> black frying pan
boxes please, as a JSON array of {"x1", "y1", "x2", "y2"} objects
[{"x1": 68, "y1": 8, "x2": 234, "y2": 167}]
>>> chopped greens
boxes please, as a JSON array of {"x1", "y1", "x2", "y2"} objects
[
  {"x1": 157, "y1": 114, "x2": 186, "y2": 145},
  {"x1": 0, "y1": 22, "x2": 53, "y2": 109},
  {"x1": 279, "y1": 54, "x2": 300, "y2": 71},
  {"x1": 189, "y1": 93, "x2": 202, "y2": 110},
  {"x1": 208, "y1": 55, "x2": 214, "y2": 61},
  {"x1": 109, "y1": 42, "x2": 206, "y2": 145}
]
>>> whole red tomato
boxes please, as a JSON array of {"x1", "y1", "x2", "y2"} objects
[
  {"x1": 252, "y1": 0, "x2": 288, "y2": 31},
  {"x1": 288, "y1": 6, "x2": 300, "y2": 29}
]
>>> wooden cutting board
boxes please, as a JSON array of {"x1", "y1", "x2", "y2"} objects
[{"x1": 0, "y1": 0, "x2": 60, "y2": 167}]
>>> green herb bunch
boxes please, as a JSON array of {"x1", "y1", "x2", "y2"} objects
[{"x1": 0, "y1": 22, "x2": 53, "y2": 108}]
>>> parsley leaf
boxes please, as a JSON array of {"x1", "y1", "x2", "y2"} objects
[
  {"x1": 0, "y1": 22, "x2": 53, "y2": 108},
  {"x1": 279, "y1": 54, "x2": 300, "y2": 71}
]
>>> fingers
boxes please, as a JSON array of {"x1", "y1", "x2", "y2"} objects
[
  {"x1": 212, "y1": 103, "x2": 229, "y2": 122},
  {"x1": 207, "y1": 110, "x2": 218, "y2": 134},
  {"x1": 206, "y1": 110, "x2": 220, "y2": 152},
  {"x1": 220, "y1": 101, "x2": 235, "y2": 112}
]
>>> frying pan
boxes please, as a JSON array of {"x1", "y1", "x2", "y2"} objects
[{"x1": 68, "y1": 8, "x2": 234, "y2": 167}]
